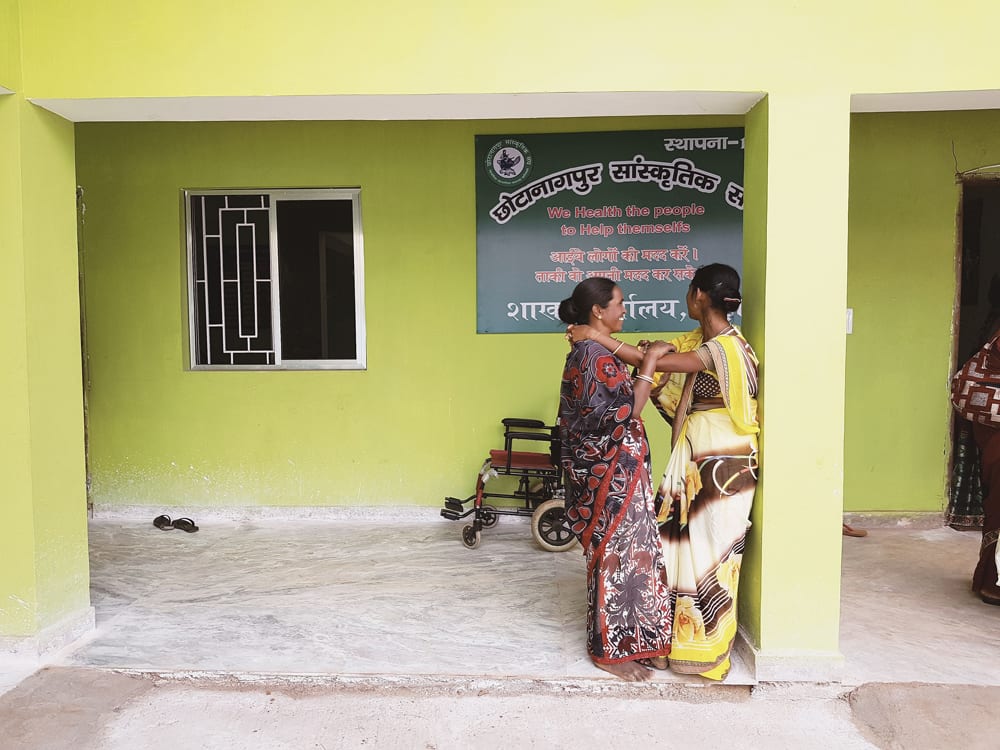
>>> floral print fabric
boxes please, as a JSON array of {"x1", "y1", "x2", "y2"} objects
[{"x1": 559, "y1": 340, "x2": 672, "y2": 664}]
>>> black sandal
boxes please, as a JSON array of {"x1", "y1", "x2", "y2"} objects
[
  {"x1": 978, "y1": 585, "x2": 1000, "y2": 606},
  {"x1": 171, "y1": 517, "x2": 199, "y2": 533},
  {"x1": 153, "y1": 514, "x2": 173, "y2": 530}
]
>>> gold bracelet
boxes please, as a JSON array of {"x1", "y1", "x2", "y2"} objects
[
  {"x1": 634, "y1": 373, "x2": 655, "y2": 385},
  {"x1": 611, "y1": 340, "x2": 625, "y2": 356}
]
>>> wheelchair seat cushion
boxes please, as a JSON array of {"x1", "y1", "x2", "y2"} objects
[{"x1": 490, "y1": 449, "x2": 555, "y2": 471}]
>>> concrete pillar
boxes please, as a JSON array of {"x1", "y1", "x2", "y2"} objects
[
  {"x1": 0, "y1": 84, "x2": 93, "y2": 656},
  {"x1": 738, "y1": 92, "x2": 850, "y2": 680}
]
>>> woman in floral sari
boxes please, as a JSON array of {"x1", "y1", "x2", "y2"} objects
[
  {"x1": 568, "y1": 264, "x2": 759, "y2": 680},
  {"x1": 558, "y1": 278, "x2": 673, "y2": 682}
]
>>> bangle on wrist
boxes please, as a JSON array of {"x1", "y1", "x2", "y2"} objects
[
  {"x1": 611, "y1": 340, "x2": 625, "y2": 356},
  {"x1": 634, "y1": 373, "x2": 655, "y2": 385}
]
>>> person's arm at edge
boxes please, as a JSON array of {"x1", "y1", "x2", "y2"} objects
[{"x1": 632, "y1": 342, "x2": 672, "y2": 412}]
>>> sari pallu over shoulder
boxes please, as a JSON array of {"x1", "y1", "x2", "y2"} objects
[
  {"x1": 702, "y1": 333, "x2": 759, "y2": 435},
  {"x1": 654, "y1": 327, "x2": 758, "y2": 525}
]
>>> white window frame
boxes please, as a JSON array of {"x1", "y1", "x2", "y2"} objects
[{"x1": 184, "y1": 188, "x2": 366, "y2": 371}]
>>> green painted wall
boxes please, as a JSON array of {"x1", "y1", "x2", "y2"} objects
[
  {"x1": 0, "y1": 14, "x2": 39, "y2": 635},
  {"x1": 0, "y1": 0, "x2": 16, "y2": 91},
  {"x1": 19, "y1": 0, "x2": 1000, "y2": 664},
  {"x1": 20, "y1": 100, "x2": 90, "y2": 626},
  {"x1": 844, "y1": 110, "x2": 1000, "y2": 512},
  {"x1": 752, "y1": 92, "x2": 849, "y2": 656},
  {"x1": 0, "y1": 6, "x2": 90, "y2": 636},
  {"x1": 737, "y1": 97, "x2": 768, "y2": 643},
  {"x1": 76, "y1": 115, "x2": 743, "y2": 510}
]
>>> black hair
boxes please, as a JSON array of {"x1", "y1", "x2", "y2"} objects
[
  {"x1": 558, "y1": 277, "x2": 618, "y2": 325},
  {"x1": 691, "y1": 263, "x2": 742, "y2": 315}
]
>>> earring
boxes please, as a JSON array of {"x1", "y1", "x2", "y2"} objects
[{"x1": 597, "y1": 314, "x2": 603, "y2": 319}]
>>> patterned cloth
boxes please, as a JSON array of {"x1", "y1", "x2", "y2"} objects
[
  {"x1": 971, "y1": 422, "x2": 1000, "y2": 594},
  {"x1": 948, "y1": 421, "x2": 985, "y2": 529},
  {"x1": 950, "y1": 322, "x2": 1000, "y2": 528},
  {"x1": 559, "y1": 340, "x2": 672, "y2": 664},
  {"x1": 652, "y1": 326, "x2": 759, "y2": 680}
]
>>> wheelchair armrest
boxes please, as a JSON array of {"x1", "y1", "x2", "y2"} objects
[{"x1": 501, "y1": 417, "x2": 546, "y2": 429}]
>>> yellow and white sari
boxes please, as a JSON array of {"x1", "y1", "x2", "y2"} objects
[{"x1": 653, "y1": 326, "x2": 759, "y2": 680}]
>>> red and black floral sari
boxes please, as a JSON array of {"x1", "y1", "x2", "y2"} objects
[{"x1": 559, "y1": 340, "x2": 672, "y2": 664}]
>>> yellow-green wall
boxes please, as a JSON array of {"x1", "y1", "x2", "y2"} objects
[
  {"x1": 844, "y1": 110, "x2": 1000, "y2": 512},
  {"x1": 16, "y1": 2, "x2": 1000, "y2": 98},
  {"x1": 76, "y1": 116, "x2": 741, "y2": 510},
  {"x1": 0, "y1": 0, "x2": 16, "y2": 90},
  {"x1": 1, "y1": 6, "x2": 90, "y2": 636},
  {"x1": 14, "y1": 0, "x2": 1000, "y2": 668},
  {"x1": 20, "y1": 101, "x2": 90, "y2": 626},
  {"x1": 0, "y1": 16, "x2": 38, "y2": 635},
  {"x1": 737, "y1": 97, "x2": 768, "y2": 639},
  {"x1": 26, "y1": 1, "x2": 1000, "y2": 524},
  {"x1": 751, "y1": 93, "x2": 850, "y2": 658}
]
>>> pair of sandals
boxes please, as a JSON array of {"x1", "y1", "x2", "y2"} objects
[{"x1": 153, "y1": 514, "x2": 199, "y2": 533}]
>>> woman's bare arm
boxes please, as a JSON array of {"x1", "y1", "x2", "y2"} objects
[
  {"x1": 632, "y1": 341, "x2": 672, "y2": 411},
  {"x1": 652, "y1": 350, "x2": 707, "y2": 374}
]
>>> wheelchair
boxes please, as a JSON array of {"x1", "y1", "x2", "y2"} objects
[{"x1": 440, "y1": 417, "x2": 578, "y2": 552}]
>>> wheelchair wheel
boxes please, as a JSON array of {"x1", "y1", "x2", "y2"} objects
[
  {"x1": 461, "y1": 524, "x2": 481, "y2": 549},
  {"x1": 531, "y1": 498, "x2": 578, "y2": 552},
  {"x1": 480, "y1": 505, "x2": 499, "y2": 528}
]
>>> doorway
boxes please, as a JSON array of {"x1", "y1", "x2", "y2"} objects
[
  {"x1": 949, "y1": 178, "x2": 1000, "y2": 528},
  {"x1": 76, "y1": 186, "x2": 93, "y2": 512}
]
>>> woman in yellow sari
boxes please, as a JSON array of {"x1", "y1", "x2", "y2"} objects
[{"x1": 568, "y1": 263, "x2": 759, "y2": 680}]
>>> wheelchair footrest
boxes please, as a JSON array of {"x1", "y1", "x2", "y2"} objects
[
  {"x1": 440, "y1": 508, "x2": 461, "y2": 521},
  {"x1": 444, "y1": 498, "x2": 465, "y2": 512}
]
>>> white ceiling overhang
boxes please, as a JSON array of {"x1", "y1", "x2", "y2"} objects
[
  {"x1": 850, "y1": 89, "x2": 1000, "y2": 113},
  {"x1": 26, "y1": 89, "x2": 1000, "y2": 123},
  {"x1": 29, "y1": 91, "x2": 766, "y2": 122}
]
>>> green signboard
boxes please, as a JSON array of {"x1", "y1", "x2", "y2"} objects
[{"x1": 475, "y1": 128, "x2": 745, "y2": 333}]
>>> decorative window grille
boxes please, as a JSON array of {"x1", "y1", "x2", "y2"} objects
[{"x1": 185, "y1": 189, "x2": 365, "y2": 370}]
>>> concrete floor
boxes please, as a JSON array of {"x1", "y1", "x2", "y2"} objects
[{"x1": 2, "y1": 515, "x2": 1000, "y2": 748}]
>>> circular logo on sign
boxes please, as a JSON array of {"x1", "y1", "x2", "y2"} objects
[{"x1": 485, "y1": 139, "x2": 532, "y2": 186}]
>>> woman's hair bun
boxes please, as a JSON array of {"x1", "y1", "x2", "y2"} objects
[
  {"x1": 691, "y1": 263, "x2": 742, "y2": 315},
  {"x1": 720, "y1": 294, "x2": 742, "y2": 314},
  {"x1": 558, "y1": 298, "x2": 579, "y2": 324}
]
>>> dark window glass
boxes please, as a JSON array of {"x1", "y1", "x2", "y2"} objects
[{"x1": 276, "y1": 199, "x2": 357, "y2": 361}]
